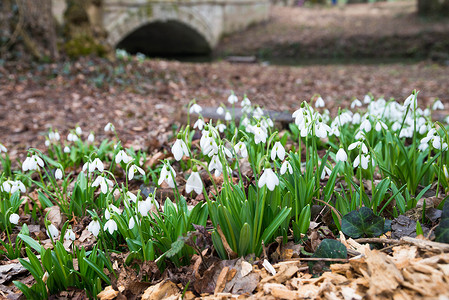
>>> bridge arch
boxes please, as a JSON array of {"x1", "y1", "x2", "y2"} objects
[{"x1": 105, "y1": 4, "x2": 219, "y2": 56}]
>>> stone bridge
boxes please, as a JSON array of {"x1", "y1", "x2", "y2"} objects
[{"x1": 100, "y1": 0, "x2": 270, "y2": 55}]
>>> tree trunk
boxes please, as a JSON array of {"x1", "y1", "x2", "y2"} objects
[
  {"x1": 0, "y1": 0, "x2": 58, "y2": 60},
  {"x1": 418, "y1": 0, "x2": 449, "y2": 16}
]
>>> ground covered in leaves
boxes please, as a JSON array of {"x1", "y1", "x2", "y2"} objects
[{"x1": 1, "y1": 57, "x2": 449, "y2": 160}]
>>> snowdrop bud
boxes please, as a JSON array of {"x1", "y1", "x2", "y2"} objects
[
  {"x1": 45, "y1": 140, "x2": 50, "y2": 147},
  {"x1": 225, "y1": 112, "x2": 232, "y2": 121},
  {"x1": 87, "y1": 133, "x2": 95, "y2": 143},
  {"x1": 75, "y1": 126, "x2": 82, "y2": 135},
  {"x1": 9, "y1": 213, "x2": 20, "y2": 225},
  {"x1": 55, "y1": 168, "x2": 63, "y2": 180},
  {"x1": 64, "y1": 146, "x2": 71, "y2": 153}
]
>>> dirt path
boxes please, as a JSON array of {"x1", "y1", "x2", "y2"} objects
[{"x1": 217, "y1": 1, "x2": 449, "y2": 60}]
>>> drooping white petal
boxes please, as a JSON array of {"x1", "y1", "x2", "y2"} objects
[{"x1": 186, "y1": 171, "x2": 203, "y2": 195}]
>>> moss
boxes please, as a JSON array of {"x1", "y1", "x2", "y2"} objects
[{"x1": 64, "y1": 34, "x2": 108, "y2": 59}]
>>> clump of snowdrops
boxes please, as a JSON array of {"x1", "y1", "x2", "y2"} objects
[{"x1": 1, "y1": 90, "x2": 448, "y2": 298}]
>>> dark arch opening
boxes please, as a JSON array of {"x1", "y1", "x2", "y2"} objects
[{"x1": 116, "y1": 20, "x2": 212, "y2": 57}]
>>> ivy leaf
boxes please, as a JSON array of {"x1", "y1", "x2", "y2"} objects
[
  {"x1": 309, "y1": 239, "x2": 347, "y2": 273},
  {"x1": 341, "y1": 207, "x2": 384, "y2": 238},
  {"x1": 435, "y1": 201, "x2": 449, "y2": 243}
]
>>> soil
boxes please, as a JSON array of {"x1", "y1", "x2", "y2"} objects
[{"x1": 217, "y1": 1, "x2": 449, "y2": 61}]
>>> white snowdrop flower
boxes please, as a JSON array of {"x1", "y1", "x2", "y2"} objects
[
  {"x1": 363, "y1": 95, "x2": 372, "y2": 104},
  {"x1": 104, "y1": 123, "x2": 115, "y2": 132},
  {"x1": 258, "y1": 167, "x2": 279, "y2": 191},
  {"x1": 353, "y1": 154, "x2": 369, "y2": 170},
  {"x1": 116, "y1": 150, "x2": 132, "y2": 164},
  {"x1": 64, "y1": 146, "x2": 71, "y2": 153},
  {"x1": 225, "y1": 111, "x2": 232, "y2": 121},
  {"x1": 375, "y1": 120, "x2": 387, "y2": 132},
  {"x1": 0, "y1": 143, "x2": 7, "y2": 153},
  {"x1": 186, "y1": 170, "x2": 203, "y2": 195},
  {"x1": 241, "y1": 96, "x2": 251, "y2": 107},
  {"x1": 158, "y1": 164, "x2": 176, "y2": 188},
  {"x1": 128, "y1": 164, "x2": 145, "y2": 180},
  {"x1": 315, "y1": 122, "x2": 331, "y2": 139},
  {"x1": 433, "y1": 99, "x2": 444, "y2": 110},
  {"x1": 419, "y1": 123, "x2": 429, "y2": 135},
  {"x1": 171, "y1": 137, "x2": 190, "y2": 161},
  {"x1": 219, "y1": 145, "x2": 233, "y2": 159},
  {"x1": 216, "y1": 107, "x2": 224, "y2": 115},
  {"x1": 336, "y1": 148, "x2": 348, "y2": 162},
  {"x1": 209, "y1": 155, "x2": 223, "y2": 177},
  {"x1": 75, "y1": 126, "x2": 82, "y2": 135},
  {"x1": 104, "y1": 219, "x2": 117, "y2": 234},
  {"x1": 87, "y1": 133, "x2": 95, "y2": 143},
  {"x1": 351, "y1": 99, "x2": 362, "y2": 109},
  {"x1": 280, "y1": 161, "x2": 293, "y2": 175},
  {"x1": 432, "y1": 136, "x2": 442, "y2": 149},
  {"x1": 254, "y1": 125, "x2": 267, "y2": 144},
  {"x1": 129, "y1": 217, "x2": 136, "y2": 230},
  {"x1": 391, "y1": 122, "x2": 401, "y2": 132},
  {"x1": 126, "y1": 191, "x2": 137, "y2": 203},
  {"x1": 87, "y1": 219, "x2": 101, "y2": 237},
  {"x1": 64, "y1": 228, "x2": 76, "y2": 241},
  {"x1": 352, "y1": 113, "x2": 361, "y2": 124},
  {"x1": 67, "y1": 133, "x2": 78, "y2": 142},
  {"x1": 315, "y1": 96, "x2": 325, "y2": 108},
  {"x1": 46, "y1": 223, "x2": 59, "y2": 239},
  {"x1": 202, "y1": 139, "x2": 218, "y2": 157},
  {"x1": 189, "y1": 103, "x2": 203, "y2": 114},
  {"x1": 217, "y1": 123, "x2": 226, "y2": 133},
  {"x1": 3, "y1": 180, "x2": 26, "y2": 194},
  {"x1": 9, "y1": 213, "x2": 20, "y2": 225},
  {"x1": 418, "y1": 142, "x2": 429, "y2": 152},
  {"x1": 241, "y1": 117, "x2": 250, "y2": 128},
  {"x1": 262, "y1": 259, "x2": 276, "y2": 276},
  {"x1": 55, "y1": 168, "x2": 63, "y2": 180},
  {"x1": 22, "y1": 155, "x2": 44, "y2": 172},
  {"x1": 253, "y1": 107, "x2": 264, "y2": 120},
  {"x1": 193, "y1": 119, "x2": 205, "y2": 131},
  {"x1": 92, "y1": 176, "x2": 113, "y2": 194},
  {"x1": 321, "y1": 166, "x2": 332, "y2": 180},
  {"x1": 360, "y1": 119, "x2": 372, "y2": 132},
  {"x1": 445, "y1": 116, "x2": 449, "y2": 124},
  {"x1": 404, "y1": 93, "x2": 417, "y2": 110},
  {"x1": 348, "y1": 141, "x2": 368, "y2": 154},
  {"x1": 45, "y1": 140, "x2": 50, "y2": 147},
  {"x1": 228, "y1": 93, "x2": 238, "y2": 104},
  {"x1": 234, "y1": 141, "x2": 248, "y2": 158},
  {"x1": 138, "y1": 196, "x2": 157, "y2": 217},
  {"x1": 104, "y1": 204, "x2": 121, "y2": 220},
  {"x1": 271, "y1": 142, "x2": 286, "y2": 161}
]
